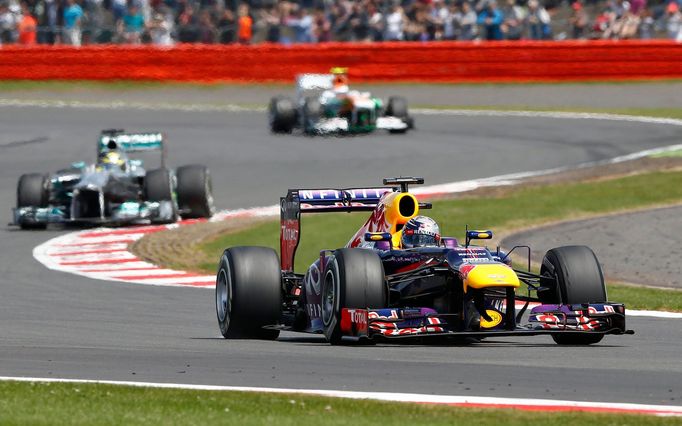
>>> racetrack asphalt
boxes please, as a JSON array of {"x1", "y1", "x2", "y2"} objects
[{"x1": 1, "y1": 88, "x2": 681, "y2": 406}]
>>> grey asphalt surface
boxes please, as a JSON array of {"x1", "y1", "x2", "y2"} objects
[
  {"x1": 1, "y1": 92, "x2": 681, "y2": 406},
  {"x1": 503, "y1": 205, "x2": 682, "y2": 289}
]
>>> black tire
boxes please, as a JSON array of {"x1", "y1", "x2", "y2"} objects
[
  {"x1": 17, "y1": 173, "x2": 49, "y2": 229},
  {"x1": 539, "y1": 245, "x2": 607, "y2": 345},
  {"x1": 144, "y1": 168, "x2": 177, "y2": 223},
  {"x1": 303, "y1": 96, "x2": 322, "y2": 133},
  {"x1": 321, "y1": 248, "x2": 387, "y2": 345},
  {"x1": 216, "y1": 247, "x2": 282, "y2": 340},
  {"x1": 269, "y1": 96, "x2": 297, "y2": 133},
  {"x1": 17, "y1": 173, "x2": 48, "y2": 208},
  {"x1": 386, "y1": 96, "x2": 408, "y2": 118},
  {"x1": 176, "y1": 165, "x2": 214, "y2": 219},
  {"x1": 386, "y1": 97, "x2": 411, "y2": 134}
]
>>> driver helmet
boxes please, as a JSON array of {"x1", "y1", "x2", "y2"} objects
[
  {"x1": 98, "y1": 151, "x2": 127, "y2": 172},
  {"x1": 401, "y1": 216, "x2": 441, "y2": 248},
  {"x1": 331, "y1": 67, "x2": 349, "y2": 94}
]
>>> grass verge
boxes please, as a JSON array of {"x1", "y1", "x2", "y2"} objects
[
  {"x1": 0, "y1": 381, "x2": 678, "y2": 426},
  {"x1": 199, "y1": 169, "x2": 682, "y2": 312}
]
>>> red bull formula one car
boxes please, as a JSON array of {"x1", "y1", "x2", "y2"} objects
[{"x1": 215, "y1": 177, "x2": 632, "y2": 345}]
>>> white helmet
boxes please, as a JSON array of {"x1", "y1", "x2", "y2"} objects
[{"x1": 401, "y1": 216, "x2": 441, "y2": 248}]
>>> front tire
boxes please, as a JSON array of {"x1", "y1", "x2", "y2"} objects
[
  {"x1": 176, "y1": 165, "x2": 214, "y2": 219},
  {"x1": 386, "y1": 96, "x2": 411, "y2": 133},
  {"x1": 321, "y1": 248, "x2": 386, "y2": 345},
  {"x1": 216, "y1": 247, "x2": 282, "y2": 340},
  {"x1": 539, "y1": 245, "x2": 607, "y2": 345},
  {"x1": 144, "y1": 168, "x2": 177, "y2": 224},
  {"x1": 17, "y1": 173, "x2": 49, "y2": 229}
]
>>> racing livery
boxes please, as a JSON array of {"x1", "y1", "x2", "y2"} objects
[
  {"x1": 268, "y1": 68, "x2": 414, "y2": 135},
  {"x1": 216, "y1": 177, "x2": 632, "y2": 345},
  {"x1": 12, "y1": 129, "x2": 214, "y2": 229}
]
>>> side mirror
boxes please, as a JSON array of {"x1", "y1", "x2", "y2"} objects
[
  {"x1": 465, "y1": 230, "x2": 493, "y2": 247},
  {"x1": 70, "y1": 161, "x2": 86, "y2": 169}
]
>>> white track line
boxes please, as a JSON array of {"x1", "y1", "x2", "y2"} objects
[{"x1": 0, "y1": 376, "x2": 680, "y2": 417}]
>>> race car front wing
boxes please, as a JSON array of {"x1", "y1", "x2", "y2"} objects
[{"x1": 339, "y1": 303, "x2": 633, "y2": 340}]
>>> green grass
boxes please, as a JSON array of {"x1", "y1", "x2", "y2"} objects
[
  {"x1": 0, "y1": 381, "x2": 677, "y2": 426},
  {"x1": 200, "y1": 169, "x2": 682, "y2": 312}
]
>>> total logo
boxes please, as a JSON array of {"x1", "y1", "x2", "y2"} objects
[
  {"x1": 281, "y1": 225, "x2": 299, "y2": 242},
  {"x1": 348, "y1": 309, "x2": 368, "y2": 326}
]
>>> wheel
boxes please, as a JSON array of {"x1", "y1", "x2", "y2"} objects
[
  {"x1": 539, "y1": 245, "x2": 607, "y2": 345},
  {"x1": 321, "y1": 248, "x2": 386, "y2": 345},
  {"x1": 144, "y1": 168, "x2": 177, "y2": 223},
  {"x1": 386, "y1": 96, "x2": 408, "y2": 119},
  {"x1": 216, "y1": 247, "x2": 282, "y2": 340},
  {"x1": 17, "y1": 173, "x2": 48, "y2": 207},
  {"x1": 386, "y1": 97, "x2": 411, "y2": 133},
  {"x1": 269, "y1": 96, "x2": 297, "y2": 133},
  {"x1": 17, "y1": 173, "x2": 49, "y2": 229},
  {"x1": 302, "y1": 96, "x2": 322, "y2": 133},
  {"x1": 176, "y1": 165, "x2": 214, "y2": 219}
]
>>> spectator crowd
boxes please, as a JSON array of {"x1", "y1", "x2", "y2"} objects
[{"x1": 0, "y1": 0, "x2": 680, "y2": 46}]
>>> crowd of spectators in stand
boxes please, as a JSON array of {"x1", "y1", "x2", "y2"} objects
[{"x1": 0, "y1": 0, "x2": 680, "y2": 45}]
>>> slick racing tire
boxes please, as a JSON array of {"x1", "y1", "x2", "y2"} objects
[
  {"x1": 144, "y1": 168, "x2": 178, "y2": 224},
  {"x1": 17, "y1": 173, "x2": 49, "y2": 229},
  {"x1": 386, "y1": 96, "x2": 408, "y2": 118},
  {"x1": 269, "y1": 96, "x2": 297, "y2": 133},
  {"x1": 539, "y1": 245, "x2": 607, "y2": 345},
  {"x1": 216, "y1": 247, "x2": 281, "y2": 340},
  {"x1": 322, "y1": 248, "x2": 387, "y2": 345},
  {"x1": 386, "y1": 96, "x2": 411, "y2": 133},
  {"x1": 176, "y1": 165, "x2": 214, "y2": 219}
]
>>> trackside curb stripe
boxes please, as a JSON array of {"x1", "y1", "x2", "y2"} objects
[{"x1": 0, "y1": 376, "x2": 680, "y2": 417}]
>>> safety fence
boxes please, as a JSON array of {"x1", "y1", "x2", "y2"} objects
[{"x1": 1, "y1": 41, "x2": 681, "y2": 82}]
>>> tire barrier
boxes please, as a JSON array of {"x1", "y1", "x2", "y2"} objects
[{"x1": 1, "y1": 41, "x2": 681, "y2": 82}]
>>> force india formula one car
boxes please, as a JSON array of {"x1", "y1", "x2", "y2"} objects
[
  {"x1": 268, "y1": 68, "x2": 414, "y2": 135},
  {"x1": 216, "y1": 177, "x2": 632, "y2": 345},
  {"x1": 12, "y1": 129, "x2": 214, "y2": 229}
]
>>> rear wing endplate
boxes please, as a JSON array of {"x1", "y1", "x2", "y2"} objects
[{"x1": 280, "y1": 187, "x2": 392, "y2": 272}]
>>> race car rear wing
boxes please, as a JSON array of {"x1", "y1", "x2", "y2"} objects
[
  {"x1": 98, "y1": 129, "x2": 167, "y2": 167},
  {"x1": 280, "y1": 177, "x2": 429, "y2": 272}
]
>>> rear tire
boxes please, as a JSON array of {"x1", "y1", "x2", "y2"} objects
[
  {"x1": 216, "y1": 247, "x2": 282, "y2": 340},
  {"x1": 144, "y1": 168, "x2": 177, "y2": 223},
  {"x1": 17, "y1": 173, "x2": 49, "y2": 229},
  {"x1": 269, "y1": 96, "x2": 297, "y2": 133},
  {"x1": 176, "y1": 165, "x2": 214, "y2": 219},
  {"x1": 539, "y1": 245, "x2": 607, "y2": 345},
  {"x1": 321, "y1": 249, "x2": 386, "y2": 345}
]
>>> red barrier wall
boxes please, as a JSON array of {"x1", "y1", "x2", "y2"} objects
[{"x1": 1, "y1": 41, "x2": 681, "y2": 83}]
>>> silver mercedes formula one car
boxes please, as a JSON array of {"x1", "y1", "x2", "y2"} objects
[{"x1": 12, "y1": 129, "x2": 214, "y2": 229}]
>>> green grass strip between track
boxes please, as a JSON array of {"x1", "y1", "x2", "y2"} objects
[{"x1": 0, "y1": 381, "x2": 678, "y2": 426}]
